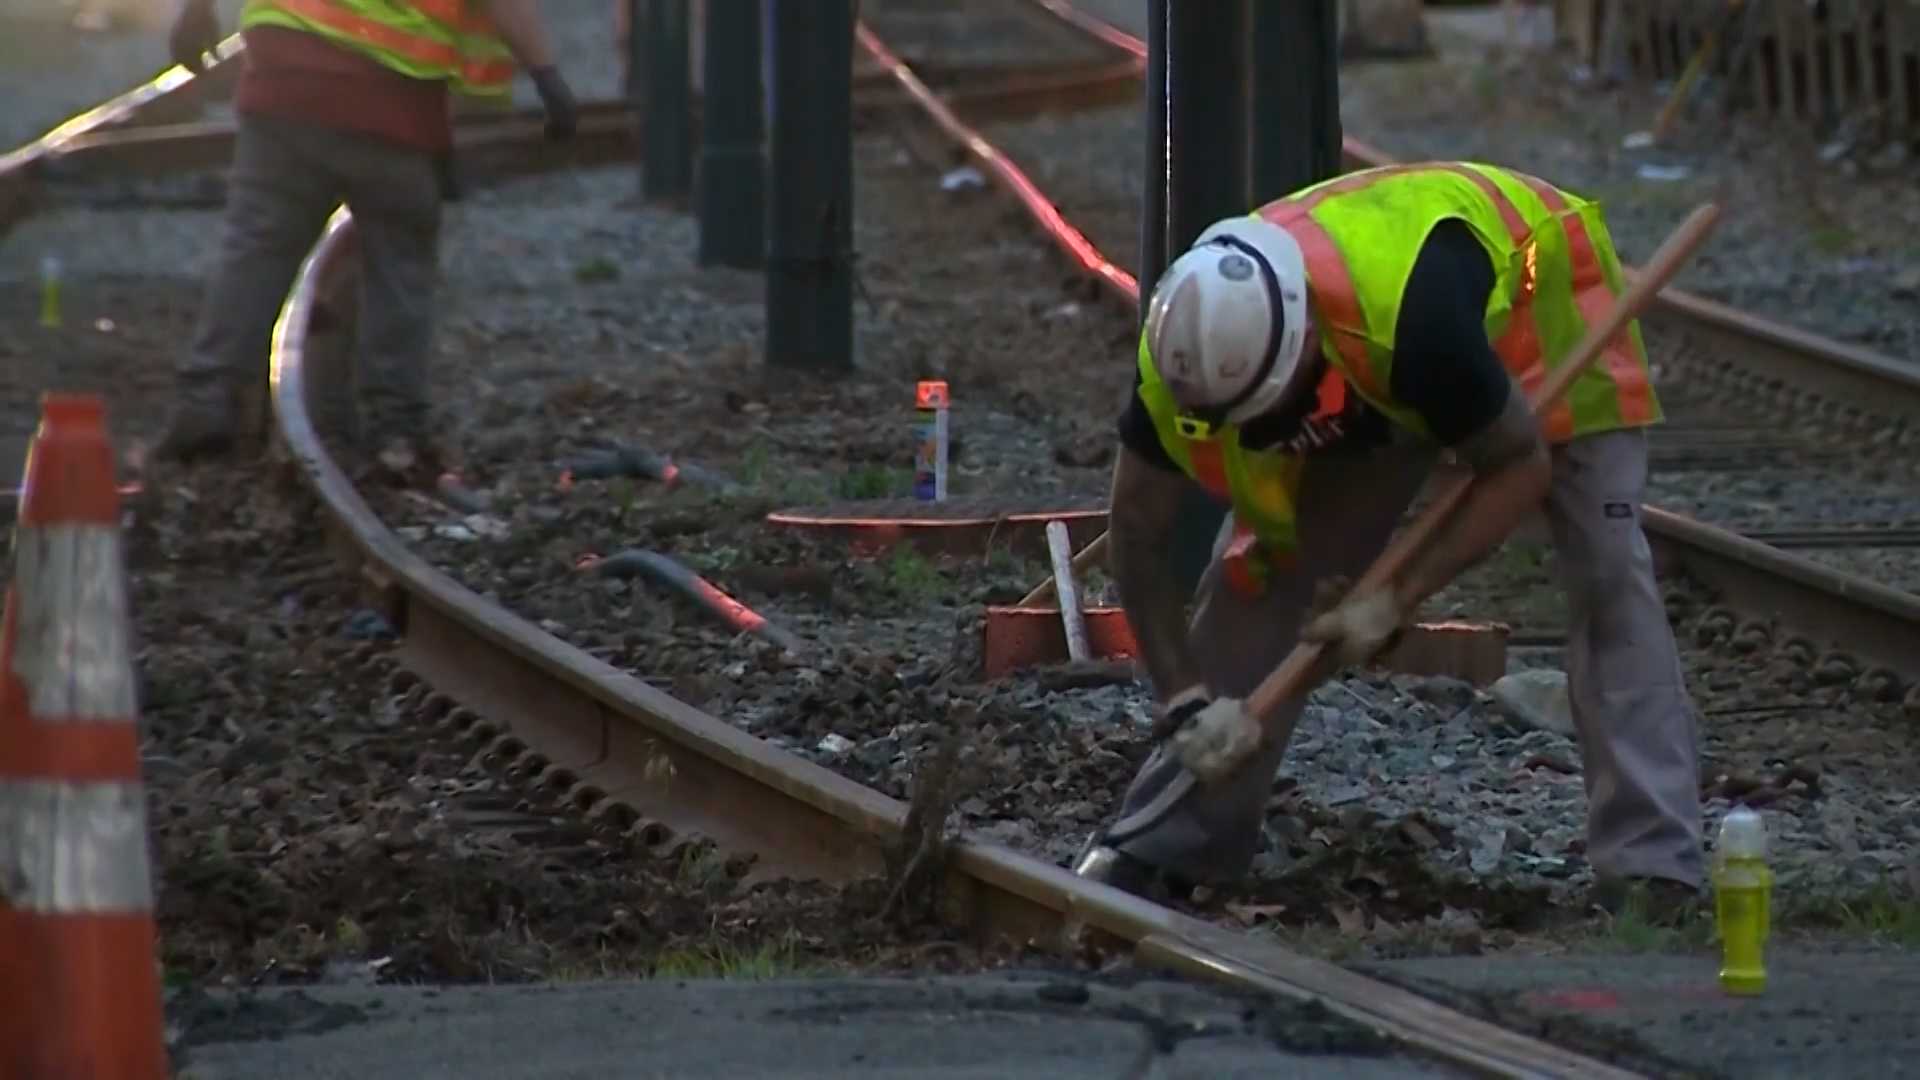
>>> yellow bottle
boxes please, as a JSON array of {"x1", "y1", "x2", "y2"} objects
[
  {"x1": 1712, "y1": 804, "x2": 1771, "y2": 995},
  {"x1": 39, "y1": 255, "x2": 62, "y2": 329}
]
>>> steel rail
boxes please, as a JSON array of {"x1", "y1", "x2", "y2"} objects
[
  {"x1": 214, "y1": 28, "x2": 1648, "y2": 1080},
  {"x1": 0, "y1": 35, "x2": 245, "y2": 234},
  {"x1": 997, "y1": 0, "x2": 1920, "y2": 681}
]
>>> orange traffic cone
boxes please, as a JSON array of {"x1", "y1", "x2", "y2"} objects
[{"x1": 0, "y1": 394, "x2": 165, "y2": 1080}]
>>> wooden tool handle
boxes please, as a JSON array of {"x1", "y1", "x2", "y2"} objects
[
  {"x1": 1019, "y1": 531, "x2": 1108, "y2": 608},
  {"x1": 1044, "y1": 519, "x2": 1093, "y2": 661},
  {"x1": 1244, "y1": 202, "x2": 1722, "y2": 722}
]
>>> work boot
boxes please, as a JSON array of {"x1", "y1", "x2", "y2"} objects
[
  {"x1": 1590, "y1": 875, "x2": 1703, "y2": 928},
  {"x1": 1073, "y1": 838, "x2": 1197, "y2": 905}
]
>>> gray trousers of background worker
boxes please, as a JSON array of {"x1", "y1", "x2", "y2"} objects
[
  {"x1": 1109, "y1": 428, "x2": 1705, "y2": 889},
  {"x1": 174, "y1": 114, "x2": 441, "y2": 439}
]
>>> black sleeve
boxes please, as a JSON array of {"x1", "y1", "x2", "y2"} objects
[
  {"x1": 1389, "y1": 219, "x2": 1513, "y2": 447},
  {"x1": 1117, "y1": 367, "x2": 1181, "y2": 472}
]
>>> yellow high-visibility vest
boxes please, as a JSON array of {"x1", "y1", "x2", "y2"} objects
[
  {"x1": 1137, "y1": 161, "x2": 1661, "y2": 591},
  {"x1": 241, "y1": 0, "x2": 515, "y2": 98}
]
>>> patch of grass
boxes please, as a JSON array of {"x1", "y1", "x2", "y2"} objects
[
  {"x1": 1598, "y1": 896, "x2": 1711, "y2": 954},
  {"x1": 835, "y1": 464, "x2": 909, "y2": 500},
  {"x1": 671, "y1": 842, "x2": 734, "y2": 892},
  {"x1": 736, "y1": 442, "x2": 772, "y2": 487},
  {"x1": 651, "y1": 935, "x2": 809, "y2": 981},
  {"x1": 883, "y1": 545, "x2": 943, "y2": 601},
  {"x1": 608, "y1": 476, "x2": 639, "y2": 527},
  {"x1": 1807, "y1": 225, "x2": 1857, "y2": 255},
  {"x1": 573, "y1": 256, "x2": 620, "y2": 283},
  {"x1": 1779, "y1": 882, "x2": 1920, "y2": 946}
]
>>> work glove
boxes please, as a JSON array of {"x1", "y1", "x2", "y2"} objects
[
  {"x1": 168, "y1": 0, "x2": 220, "y2": 74},
  {"x1": 1301, "y1": 574, "x2": 1408, "y2": 669},
  {"x1": 1154, "y1": 687, "x2": 1264, "y2": 785},
  {"x1": 529, "y1": 65, "x2": 579, "y2": 142}
]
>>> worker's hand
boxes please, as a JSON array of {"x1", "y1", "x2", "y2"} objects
[
  {"x1": 1165, "y1": 694, "x2": 1264, "y2": 785},
  {"x1": 529, "y1": 65, "x2": 579, "y2": 141},
  {"x1": 168, "y1": 0, "x2": 219, "y2": 74},
  {"x1": 1301, "y1": 581, "x2": 1408, "y2": 669}
]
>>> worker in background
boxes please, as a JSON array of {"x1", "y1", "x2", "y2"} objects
[
  {"x1": 1076, "y1": 161, "x2": 1704, "y2": 921},
  {"x1": 157, "y1": 0, "x2": 579, "y2": 481}
]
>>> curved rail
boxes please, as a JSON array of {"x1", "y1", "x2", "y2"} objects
[
  {"x1": 985, "y1": 0, "x2": 1920, "y2": 679},
  {"x1": 241, "y1": 26, "x2": 1656, "y2": 1080}
]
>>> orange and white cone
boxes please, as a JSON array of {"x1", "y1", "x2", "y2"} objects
[{"x1": 0, "y1": 394, "x2": 166, "y2": 1080}]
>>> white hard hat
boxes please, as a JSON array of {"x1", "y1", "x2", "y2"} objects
[{"x1": 1143, "y1": 215, "x2": 1312, "y2": 427}]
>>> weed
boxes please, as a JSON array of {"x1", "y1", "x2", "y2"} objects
[
  {"x1": 1780, "y1": 881, "x2": 1920, "y2": 946},
  {"x1": 836, "y1": 464, "x2": 907, "y2": 500},
  {"x1": 1807, "y1": 226, "x2": 1857, "y2": 256},
  {"x1": 672, "y1": 842, "x2": 733, "y2": 892},
  {"x1": 737, "y1": 442, "x2": 772, "y2": 487},
  {"x1": 884, "y1": 545, "x2": 943, "y2": 601},
  {"x1": 573, "y1": 257, "x2": 620, "y2": 284},
  {"x1": 651, "y1": 935, "x2": 809, "y2": 980},
  {"x1": 609, "y1": 476, "x2": 638, "y2": 526},
  {"x1": 1600, "y1": 901, "x2": 1708, "y2": 954}
]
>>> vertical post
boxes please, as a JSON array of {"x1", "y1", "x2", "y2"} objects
[
  {"x1": 765, "y1": 0, "x2": 854, "y2": 372},
  {"x1": 1165, "y1": 0, "x2": 1250, "y2": 253},
  {"x1": 1139, "y1": 0, "x2": 1169, "y2": 322},
  {"x1": 1159, "y1": 0, "x2": 1251, "y2": 591},
  {"x1": 644, "y1": 0, "x2": 694, "y2": 203},
  {"x1": 699, "y1": 0, "x2": 766, "y2": 268},
  {"x1": 1250, "y1": 0, "x2": 1345, "y2": 197},
  {"x1": 626, "y1": 0, "x2": 646, "y2": 112}
]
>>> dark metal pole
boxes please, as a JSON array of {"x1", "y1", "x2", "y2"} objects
[
  {"x1": 624, "y1": 0, "x2": 645, "y2": 107},
  {"x1": 1165, "y1": 0, "x2": 1250, "y2": 252},
  {"x1": 1251, "y1": 1, "x2": 1344, "y2": 198},
  {"x1": 1138, "y1": 0, "x2": 1169, "y2": 326},
  {"x1": 1161, "y1": 0, "x2": 1251, "y2": 592},
  {"x1": 643, "y1": 0, "x2": 694, "y2": 203},
  {"x1": 765, "y1": 0, "x2": 853, "y2": 373},
  {"x1": 698, "y1": 0, "x2": 765, "y2": 268}
]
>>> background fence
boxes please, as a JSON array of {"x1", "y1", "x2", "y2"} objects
[{"x1": 1557, "y1": 0, "x2": 1919, "y2": 138}]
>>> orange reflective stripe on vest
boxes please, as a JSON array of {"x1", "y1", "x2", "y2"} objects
[
  {"x1": 1514, "y1": 176, "x2": 1658, "y2": 427},
  {"x1": 1430, "y1": 163, "x2": 1574, "y2": 441},
  {"x1": 267, "y1": 0, "x2": 515, "y2": 88}
]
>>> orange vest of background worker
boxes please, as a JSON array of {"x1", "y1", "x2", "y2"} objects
[
  {"x1": 152, "y1": 0, "x2": 577, "y2": 482},
  {"x1": 1077, "y1": 162, "x2": 1705, "y2": 924}
]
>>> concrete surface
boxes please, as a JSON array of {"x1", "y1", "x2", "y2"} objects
[
  {"x1": 1367, "y1": 945, "x2": 1920, "y2": 1079},
  {"x1": 167, "y1": 972, "x2": 1469, "y2": 1079}
]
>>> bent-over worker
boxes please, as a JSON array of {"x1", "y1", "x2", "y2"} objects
[
  {"x1": 157, "y1": 0, "x2": 579, "y2": 478},
  {"x1": 1076, "y1": 161, "x2": 1703, "y2": 916}
]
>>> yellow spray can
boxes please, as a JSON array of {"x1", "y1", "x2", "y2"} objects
[
  {"x1": 1712, "y1": 804, "x2": 1771, "y2": 995},
  {"x1": 39, "y1": 254, "x2": 63, "y2": 329}
]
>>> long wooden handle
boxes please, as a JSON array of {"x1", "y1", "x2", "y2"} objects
[
  {"x1": 1019, "y1": 531, "x2": 1108, "y2": 607},
  {"x1": 1045, "y1": 520, "x2": 1093, "y2": 662},
  {"x1": 1244, "y1": 201, "x2": 1722, "y2": 722}
]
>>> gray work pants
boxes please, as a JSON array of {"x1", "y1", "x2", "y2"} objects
[
  {"x1": 1110, "y1": 429, "x2": 1704, "y2": 889},
  {"x1": 179, "y1": 114, "x2": 442, "y2": 433}
]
